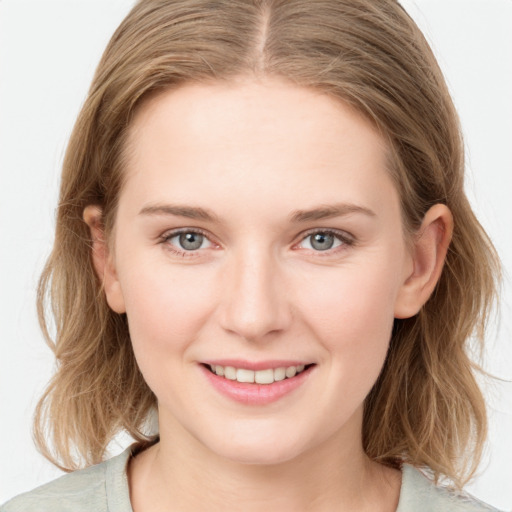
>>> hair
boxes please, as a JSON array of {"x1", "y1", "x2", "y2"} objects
[{"x1": 34, "y1": 0, "x2": 500, "y2": 488}]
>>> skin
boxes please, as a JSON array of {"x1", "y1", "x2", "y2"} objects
[{"x1": 84, "y1": 77, "x2": 453, "y2": 511}]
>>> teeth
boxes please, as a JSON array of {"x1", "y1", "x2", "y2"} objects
[
  {"x1": 274, "y1": 367, "x2": 286, "y2": 381},
  {"x1": 224, "y1": 366, "x2": 236, "y2": 380},
  {"x1": 236, "y1": 369, "x2": 255, "y2": 383},
  {"x1": 209, "y1": 364, "x2": 308, "y2": 385},
  {"x1": 285, "y1": 366, "x2": 297, "y2": 378},
  {"x1": 255, "y1": 369, "x2": 274, "y2": 384}
]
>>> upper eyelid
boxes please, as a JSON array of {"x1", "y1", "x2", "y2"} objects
[
  {"x1": 161, "y1": 226, "x2": 213, "y2": 240},
  {"x1": 298, "y1": 227, "x2": 353, "y2": 241}
]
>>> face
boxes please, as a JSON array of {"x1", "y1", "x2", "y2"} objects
[{"x1": 106, "y1": 78, "x2": 415, "y2": 464}]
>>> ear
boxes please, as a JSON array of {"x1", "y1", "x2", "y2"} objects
[
  {"x1": 394, "y1": 204, "x2": 453, "y2": 319},
  {"x1": 83, "y1": 205, "x2": 126, "y2": 314}
]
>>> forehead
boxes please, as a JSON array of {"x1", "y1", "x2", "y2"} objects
[{"x1": 121, "y1": 78, "x2": 397, "y2": 220}]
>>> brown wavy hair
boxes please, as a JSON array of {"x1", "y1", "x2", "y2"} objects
[{"x1": 34, "y1": 0, "x2": 500, "y2": 488}]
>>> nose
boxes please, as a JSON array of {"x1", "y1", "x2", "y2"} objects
[{"x1": 218, "y1": 246, "x2": 292, "y2": 343}]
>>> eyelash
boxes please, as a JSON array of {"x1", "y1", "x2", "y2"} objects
[{"x1": 159, "y1": 228, "x2": 355, "y2": 259}]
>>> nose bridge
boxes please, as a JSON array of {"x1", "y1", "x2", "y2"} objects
[{"x1": 220, "y1": 244, "x2": 291, "y2": 342}]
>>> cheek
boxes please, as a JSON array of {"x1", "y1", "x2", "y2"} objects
[
  {"x1": 117, "y1": 256, "x2": 218, "y2": 357},
  {"x1": 295, "y1": 256, "x2": 400, "y2": 373},
  {"x1": 117, "y1": 258, "x2": 223, "y2": 407}
]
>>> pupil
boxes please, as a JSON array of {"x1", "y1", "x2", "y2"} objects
[
  {"x1": 311, "y1": 233, "x2": 334, "y2": 251},
  {"x1": 179, "y1": 232, "x2": 203, "y2": 250}
]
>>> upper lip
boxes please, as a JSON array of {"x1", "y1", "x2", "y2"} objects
[{"x1": 202, "y1": 359, "x2": 313, "y2": 371}]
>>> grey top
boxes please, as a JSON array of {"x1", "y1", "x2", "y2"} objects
[{"x1": 1, "y1": 445, "x2": 501, "y2": 512}]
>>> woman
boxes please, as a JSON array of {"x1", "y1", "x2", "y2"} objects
[{"x1": 1, "y1": 0, "x2": 503, "y2": 510}]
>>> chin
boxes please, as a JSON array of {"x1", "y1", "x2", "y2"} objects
[{"x1": 205, "y1": 427, "x2": 311, "y2": 466}]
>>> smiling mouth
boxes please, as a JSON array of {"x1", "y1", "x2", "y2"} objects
[{"x1": 204, "y1": 364, "x2": 314, "y2": 385}]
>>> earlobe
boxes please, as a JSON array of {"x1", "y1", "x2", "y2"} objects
[
  {"x1": 394, "y1": 204, "x2": 453, "y2": 319},
  {"x1": 83, "y1": 205, "x2": 126, "y2": 314}
]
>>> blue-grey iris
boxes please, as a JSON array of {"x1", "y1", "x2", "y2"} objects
[
  {"x1": 179, "y1": 232, "x2": 203, "y2": 250},
  {"x1": 311, "y1": 232, "x2": 334, "y2": 251}
]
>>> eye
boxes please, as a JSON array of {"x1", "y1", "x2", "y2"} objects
[
  {"x1": 161, "y1": 229, "x2": 214, "y2": 256},
  {"x1": 297, "y1": 230, "x2": 352, "y2": 252}
]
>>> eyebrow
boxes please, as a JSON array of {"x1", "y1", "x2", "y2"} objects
[
  {"x1": 138, "y1": 202, "x2": 376, "y2": 223},
  {"x1": 289, "y1": 203, "x2": 376, "y2": 222},
  {"x1": 139, "y1": 204, "x2": 220, "y2": 222}
]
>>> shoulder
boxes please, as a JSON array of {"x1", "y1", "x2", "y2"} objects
[
  {"x1": 398, "y1": 464, "x2": 503, "y2": 512},
  {"x1": 0, "y1": 447, "x2": 133, "y2": 512},
  {"x1": 0, "y1": 464, "x2": 109, "y2": 512}
]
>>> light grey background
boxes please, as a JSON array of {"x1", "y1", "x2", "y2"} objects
[{"x1": 1, "y1": 0, "x2": 511, "y2": 508}]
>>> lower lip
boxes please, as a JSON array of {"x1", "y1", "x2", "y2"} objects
[{"x1": 200, "y1": 365, "x2": 314, "y2": 405}]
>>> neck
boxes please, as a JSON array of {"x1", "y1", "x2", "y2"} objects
[{"x1": 128, "y1": 408, "x2": 401, "y2": 512}]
